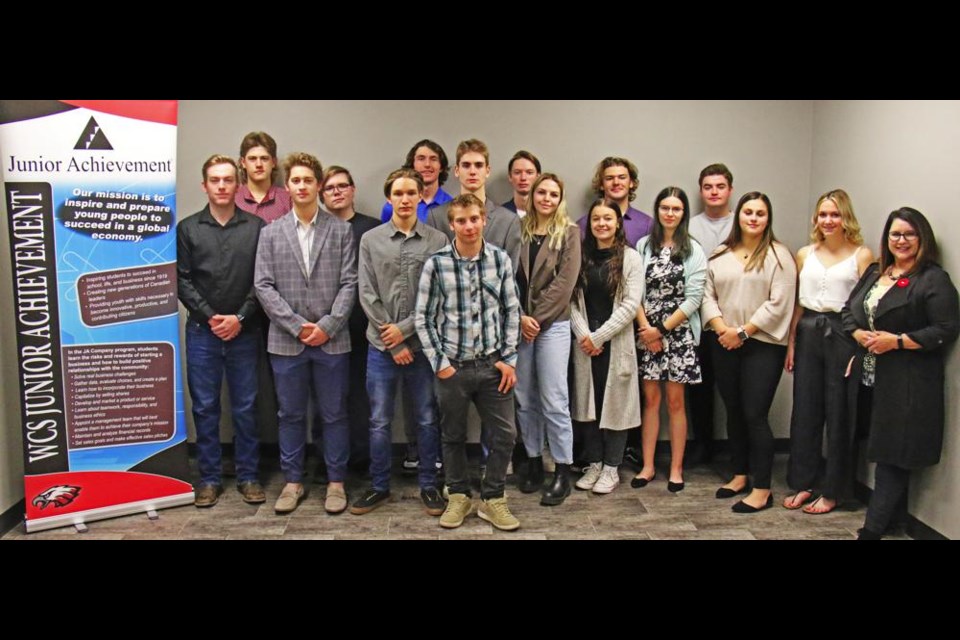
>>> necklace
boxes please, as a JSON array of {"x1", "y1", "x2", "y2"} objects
[
  {"x1": 885, "y1": 266, "x2": 910, "y2": 279},
  {"x1": 532, "y1": 233, "x2": 546, "y2": 246}
]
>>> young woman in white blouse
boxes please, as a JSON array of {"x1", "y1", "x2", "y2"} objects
[
  {"x1": 700, "y1": 192, "x2": 797, "y2": 513},
  {"x1": 783, "y1": 190, "x2": 874, "y2": 514}
]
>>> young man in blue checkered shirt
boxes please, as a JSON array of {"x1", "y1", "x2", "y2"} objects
[{"x1": 415, "y1": 194, "x2": 523, "y2": 531}]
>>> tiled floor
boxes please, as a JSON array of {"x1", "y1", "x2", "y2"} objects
[{"x1": 1, "y1": 454, "x2": 909, "y2": 540}]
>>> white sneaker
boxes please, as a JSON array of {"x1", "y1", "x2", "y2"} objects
[
  {"x1": 575, "y1": 462, "x2": 603, "y2": 490},
  {"x1": 592, "y1": 465, "x2": 620, "y2": 494}
]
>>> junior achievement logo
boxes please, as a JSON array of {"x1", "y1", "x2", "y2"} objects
[{"x1": 74, "y1": 116, "x2": 113, "y2": 151}]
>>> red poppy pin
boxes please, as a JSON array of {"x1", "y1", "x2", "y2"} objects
[{"x1": 896, "y1": 277, "x2": 910, "y2": 288}]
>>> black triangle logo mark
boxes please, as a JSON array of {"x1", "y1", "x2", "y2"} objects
[{"x1": 73, "y1": 116, "x2": 113, "y2": 151}]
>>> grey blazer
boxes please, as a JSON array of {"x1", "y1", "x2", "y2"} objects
[{"x1": 254, "y1": 209, "x2": 358, "y2": 356}]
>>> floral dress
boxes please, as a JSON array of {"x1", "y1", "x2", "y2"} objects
[{"x1": 639, "y1": 247, "x2": 702, "y2": 383}]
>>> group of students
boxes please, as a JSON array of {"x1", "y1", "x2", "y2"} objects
[{"x1": 177, "y1": 132, "x2": 959, "y2": 538}]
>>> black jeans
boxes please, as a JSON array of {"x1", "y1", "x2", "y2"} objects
[
  {"x1": 711, "y1": 335, "x2": 786, "y2": 489},
  {"x1": 434, "y1": 353, "x2": 517, "y2": 500},
  {"x1": 786, "y1": 310, "x2": 856, "y2": 500},
  {"x1": 578, "y1": 342, "x2": 628, "y2": 467}
]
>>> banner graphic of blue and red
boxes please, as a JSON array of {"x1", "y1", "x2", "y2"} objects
[{"x1": 1, "y1": 100, "x2": 193, "y2": 532}]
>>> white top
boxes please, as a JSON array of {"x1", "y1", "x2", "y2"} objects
[
  {"x1": 798, "y1": 246, "x2": 863, "y2": 312},
  {"x1": 689, "y1": 212, "x2": 734, "y2": 256}
]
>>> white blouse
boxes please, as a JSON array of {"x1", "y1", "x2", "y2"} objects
[{"x1": 798, "y1": 246, "x2": 863, "y2": 313}]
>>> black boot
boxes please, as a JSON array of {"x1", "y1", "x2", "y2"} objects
[
  {"x1": 519, "y1": 456, "x2": 544, "y2": 494},
  {"x1": 541, "y1": 463, "x2": 571, "y2": 506}
]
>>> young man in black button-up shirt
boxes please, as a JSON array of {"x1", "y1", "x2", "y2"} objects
[{"x1": 177, "y1": 155, "x2": 266, "y2": 507}]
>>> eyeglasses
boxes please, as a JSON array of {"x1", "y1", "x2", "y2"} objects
[
  {"x1": 658, "y1": 205, "x2": 684, "y2": 215},
  {"x1": 323, "y1": 183, "x2": 352, "y2": 194},
  {"x1": 888, "y1": 231, "x2": 918, "y2": 242}
]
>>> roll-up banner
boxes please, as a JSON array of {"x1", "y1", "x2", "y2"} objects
[{"x1": 0, "y1": 100, "x2": 193, "y2": 533}]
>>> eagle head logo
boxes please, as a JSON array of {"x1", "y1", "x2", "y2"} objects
[{"x1": 32, "y1": 485, "x2": 81, "y2": 509}]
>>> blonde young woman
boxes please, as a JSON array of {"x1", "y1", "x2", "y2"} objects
[
  {"x1": 514, "y1": 173, "x2": 582, "y2": 506},
  {"x1": 782, "y1": 190, "x2": 874, "y2": 514}
]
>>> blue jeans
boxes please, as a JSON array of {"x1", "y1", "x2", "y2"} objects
[
  {"x1": 366, "y1": 348, "x2": 440, "y2": 492},
  {"x1": 271, "y1": 347, "x2": 350, "y2": 483},
  {"x1": 515, "y1": 320, "x2": 573, "y2": 464},
  {"x1": 185, "y1": 321, "x2": 260, "y2": 486}
]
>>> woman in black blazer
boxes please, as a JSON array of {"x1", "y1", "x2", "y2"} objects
[{"x1": 842, "y1": 207, "x2": 959, "y2": 539}]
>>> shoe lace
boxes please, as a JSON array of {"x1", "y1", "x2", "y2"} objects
[{"x1": 486, "y1": 498, "x2": 513, "y2": 519}]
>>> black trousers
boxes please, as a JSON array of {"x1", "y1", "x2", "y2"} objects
[
  {"x1": 711, "y1": 335, "x2": 786, "y2": 489},
  {"x1": 786, "y1": 310, "x2": 856, "y2": 500},
  {"x1": 578, "y1": 339, "x2": 628, "y2": 467}
]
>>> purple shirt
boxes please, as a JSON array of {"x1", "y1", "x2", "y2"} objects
[
  {"x1": 236, "y1": 184, "x2": 292, "y2": 225},
  {"x1": 577, "y1": 205, "x2": 653, "y2": 248}
]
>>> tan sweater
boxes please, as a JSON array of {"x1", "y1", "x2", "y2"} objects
[{"x1": 700, "y1": 242, "x2": 797, "y2": 345}]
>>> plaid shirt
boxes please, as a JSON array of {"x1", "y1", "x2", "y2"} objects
[{"x1": 415, "y1": 240, "x2": 521, "y2": 373}]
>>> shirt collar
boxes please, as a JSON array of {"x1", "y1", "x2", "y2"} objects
[
  {"x1": 451, "y1": 238, "x2": 486, "y2": 262},
  {"x1": 293, "y1": 207, "x2": 320, "y2": 229}
]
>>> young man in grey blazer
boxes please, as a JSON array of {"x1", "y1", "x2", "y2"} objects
[{"x1": 254, "y1": 152, "x2": 358, "y2": 515}]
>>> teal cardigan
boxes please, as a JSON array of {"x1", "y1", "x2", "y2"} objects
[{"x1": 635, "y1": 235, "x2": 707, "y2": 345}]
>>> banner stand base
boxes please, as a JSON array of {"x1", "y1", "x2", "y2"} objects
[{"x1": 25, "y1": 492, "x2": 195, "y2": 534}]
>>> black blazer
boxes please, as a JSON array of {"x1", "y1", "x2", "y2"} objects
[{"x1": 842, "y1": 262, "x2": 960, "y2": 468}]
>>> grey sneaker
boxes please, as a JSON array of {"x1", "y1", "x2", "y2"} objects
[
  {"x1": 592, "y1": 465, "x2": 620, "y2": 494},
  {"x1": 575, "y1": 462, "x2": 603, "y2": 490},
  {"x1": 439, "y1": 493, "x2": 473, "y2": 528},
  {"x1": 478, "y1": 496, "x2": 520, "y2": 531}
]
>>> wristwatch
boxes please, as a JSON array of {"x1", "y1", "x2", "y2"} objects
[
  {"x1": 236, "y1": 313, "x2": 245, "y2": 323},
  {"x1": 737, "y1": 326, "x2": 749, "y2": 342}
]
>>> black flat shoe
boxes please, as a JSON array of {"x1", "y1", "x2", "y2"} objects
[
  {"x1": 667, "y1": 481, "x2": 685, "y2": 493},
  {"x1": 630, "y1": 472, "x2": 655, "y2": 488},
  {"x1": 715, "y1": 485, "x2": 750, "y2": 499},
  {"x1": 732, "y1": 494, "x2": 774, "y2": 513}
]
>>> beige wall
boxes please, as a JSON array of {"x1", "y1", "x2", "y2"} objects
[
  {"x1": 176, "y1": 100, "x2": 815, "y2": 442},
  {"x1": 810, "y1": 100, "x2": 960, "y2": 538}
]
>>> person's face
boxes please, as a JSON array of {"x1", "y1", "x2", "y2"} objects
[
  {"x1": 389, "y1": 177, "x2": 422, "y2": 222},
  {"x1": 739, "y1": 199, "x2": 769, "y2": 238},
  {"x1": 700, "y1": 174, "x2": 731, "y2": 210},
  {"x1": 286, "y1": 165, "x2": 320, "y2": 207},
  {"x1": 412, "y1": 145, "x2": 442, "y2": 186},
  {"x1": 509, "y1": 158, "x2": 538, "y2": 197},
  {"x1": 815, "y1": 198, "x2": 843, "y2": 239},
  {"x1": 455, "y1": 151, "x2": 490, "y2": 193},
  {"x1": 657, "y1": 195, "x2": 685, "y2": 231},
  {"x1": 241, "y1": 145, "x2": 276, "y2": 184},
  {"x1": 532, "y1": 179, "x2": 561, "y2": 218},
  {"x1": 601, "y1": 165, "x2": 635, "y2": 202},
  {"x1": 887, "y1": 218, "x2": 920, "y2": 264},
  {"x1": 202, "y1": 162, "x2": 239, "y2": 207},
  {"x1": 321, "y1": 172, "x2": 355, "y2": 213},
  {"x1": 590, "y1": 205, "x2": 619, "y2": 246},
  {"x1": 449, "y1": 204, "x2": 486, "y2": 245}
]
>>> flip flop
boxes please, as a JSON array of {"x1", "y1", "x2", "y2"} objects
[
  {"x1": 782, "y1": 489, "x2": 815, "y2": 510},
  {"x1": 802, "y1": 496, "x2": 837, "y2": 515}
]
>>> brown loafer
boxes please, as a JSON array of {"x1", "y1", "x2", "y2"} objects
[
  {"x1": 194, "y1": 484, "x2": 223, "y2": 508},
  {"x1": 274, "y1": 484, "x2": 305, "y2": 514},
  {"x1": 238, "y1": 481, "x2": 266, "y2": 504},
  {"x1": 324, "y1": 485, "x2": 347, "y2": 514}
]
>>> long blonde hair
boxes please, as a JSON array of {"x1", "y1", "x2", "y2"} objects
[{"x1": 521, "y1": 172, "x2": 571, "y2": 251}]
